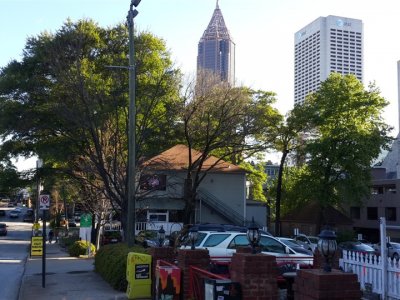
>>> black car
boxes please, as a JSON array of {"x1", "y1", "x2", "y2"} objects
[
  {"x1": 0, "y1": 223, "x2": 7, "y2": 236},
  {"x1": 23, "y1": 214, "x2": 34, "y2": 223}
]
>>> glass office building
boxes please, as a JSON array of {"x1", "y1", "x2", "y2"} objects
[
  {"x1": 197, "y1": 2, "x2": 235, "y2": 86},
  {"x1": 294, "y1": 15, "x2": 363, "y2": 105}
]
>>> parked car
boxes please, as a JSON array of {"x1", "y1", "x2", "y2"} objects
[
  {"x1": 0, "y1": 210, "x2": 5, "y2": 217},
  {"x1": 68, "y1": 219, "x2": 77, "y2": 227},
  {"x1": 135, "y1": 230, "x2": 171, "y2": 248},
  {"x1": 9, "y1": 209, "x2": 22, "y2": 218},
  {"x1": 277, "y1": 237, "x2": 313, "y2": 256},
  {"x1": 294, "y1": 234, "x2": 319, "y2": 252},
  {"x1": 180, "y1": 231, "x2": 313, "y2": 268},
  {"x1": 0, "y1": 223, "x2": 7, "y2": 236},
  {"x1": 23, "y1": 214, "x2": 34, "y2": 223},
  {"x1": 100, "y1": 230, "x2": 122, "y2": 245},
  {"x1": 373, "y1": 242, "x2": 400, "y2": 260},
  {"x1": 338, "y1": 241, "x2": 376, "y2": 255}
]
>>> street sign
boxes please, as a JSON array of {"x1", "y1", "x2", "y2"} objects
[
  {"x1": 31, "y1": 236, "x2": 43, "y2": 256},
  {"x1": 39, "y1": 194, "x2": 50, "y2": 210},
  {"x1": 80, "y1": 213, "x2": 92, "y2": 228}
]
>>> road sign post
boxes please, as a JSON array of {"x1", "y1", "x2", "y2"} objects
[{"x1": 39, "y1": 194, "x2": 50, "y2": 288}]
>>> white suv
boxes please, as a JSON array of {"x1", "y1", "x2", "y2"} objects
[{"x1": 181, "y1": 231, "x2": 313, "y2": 267}]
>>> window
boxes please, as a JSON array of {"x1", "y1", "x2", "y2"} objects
[
  {"x1": 228, "y1": 235, "x2": 250, "y2": 249},
  {"x1": 371, "y1": 186, "x2": 384, "y2": 195},
  {"x1": 386, "y1": 185, "x2": 396, "y2": 194},
  {"x1": 203, "y1": 234, "x2": 230, "y2": 247},
  {"x1": 139, "y1": 174, "x2": 167, "y2": 191},
  {"x1": 386, "y1": 207, "x2": 397, "y2": 221},
  {"x1": 350, "y1": 207, "x2": 360, "y2": 219},
  {"x1": 148, "y1": 210, "x2": 168, "y2": 222},
  {"x1": 260, "y1": 236, "x2": 286, "y2": 254},
  {"x1": 367, "y1": 207, "x2": 378, "y2": 220}
]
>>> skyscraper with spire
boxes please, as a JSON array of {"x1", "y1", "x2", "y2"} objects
[{"x1": 197, "y1": 1, "x2": 235, "y2": 85}]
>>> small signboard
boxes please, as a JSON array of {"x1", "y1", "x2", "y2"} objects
[
  {"x1": 80, "y1": 213, "x2": 92, "y2": 228},
  {"x1": 31, "y1": 236, "x2": 43, "y2": 256},
  {"x1": 39, "y1": 194, "x2": 50, "y2": 210},
  {"x1": 135, "y1": 264, "x2": 150, "y2": 280}
]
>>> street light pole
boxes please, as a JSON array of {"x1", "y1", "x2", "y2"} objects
[
  {"x1": 36, "y1": 159, "x2": 43, "y2": 223},
  {"x1": 126, "y1": 0, "x2": 140, "y2": 247}
]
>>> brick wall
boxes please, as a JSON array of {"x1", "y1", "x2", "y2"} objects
[
  {"x1": 147, "y1": 247, "x2": 176, "y2": 297},
  {"x1": 176, "y1": 249, "x2": 210, "y2": 300},
  {"x1": 293, "y1": 269, "x2": 362, "y2": 299},
  {"x1": 230, "y1": 251, "x2": 279, "y2": 300}
]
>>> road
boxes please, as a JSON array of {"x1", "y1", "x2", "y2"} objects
[{"x1": 0, "y1": 207, "x2": 32, "y2": 300}]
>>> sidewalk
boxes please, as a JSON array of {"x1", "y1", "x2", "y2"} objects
[{"x1": 19, "y1": 242, "x2": 128, "y2": 300}]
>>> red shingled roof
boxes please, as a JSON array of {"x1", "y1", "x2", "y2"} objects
[{"x1": 142, "y1": 144, "x2": 246, "y2": 173}]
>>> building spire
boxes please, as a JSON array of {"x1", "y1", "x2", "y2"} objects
[{"x1": 201, "y1": 0, "x2": 230, "y2": 40}]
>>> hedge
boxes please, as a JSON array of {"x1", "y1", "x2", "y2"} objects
[{"x1": 94, "y1": 243, "x2": 146, "y2": 291}]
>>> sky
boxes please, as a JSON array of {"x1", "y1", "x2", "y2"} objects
[{"x1": 1, "y1": 0, "x2": 400, "y2": 168}]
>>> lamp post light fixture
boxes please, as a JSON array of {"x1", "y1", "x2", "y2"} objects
[
  {"x1": 189, "y1": 227, "x2": 198, "y2": 250},
  {"x1": 317, "y1": 228, "x2": 337, "y2": 272},
  {"x1": 158, "y1": 225, "x2": 166, "y2": 247},
  {"x1": 125, "y1": 0, "x2": 141, "y2": 248},
  {"x1": 247, "y1": 217, "x2": 261, "y2": 254}
]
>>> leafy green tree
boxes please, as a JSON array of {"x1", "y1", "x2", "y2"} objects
[
  {"x1": 0, "y1": 163, "x2": 27, "y2": 199},
  {"x1": 0, "y1": 19, "x2": 182, "y2": 233},
  {"x1": 296, "y1": 73, "x2": 392, "y2": 229},
  {"x1": 269, "y1": 109, "x2": 308, "y2": 236}
]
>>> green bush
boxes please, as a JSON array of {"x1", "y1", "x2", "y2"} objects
[
  {"x1": 68, "y1": 240, "x2": 96, "y2": 257},
  {"x1": 94, "y1": 243, "x2": 146, "y2": 291},
  {"x1": 59, "y1": 235, "x2": 79, "y2": 248}
]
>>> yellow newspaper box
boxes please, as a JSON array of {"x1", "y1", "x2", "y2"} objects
[{"x1": 126, "y1": 252, "x2": 152, "y2": 299}]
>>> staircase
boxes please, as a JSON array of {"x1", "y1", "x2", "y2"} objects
[{"x1": 197, "y1": 189, "x2": 251, "y2": 226}]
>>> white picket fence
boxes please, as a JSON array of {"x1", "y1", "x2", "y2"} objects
[{"x1": 339, "y1": 250, "x2": 400, "y2": 299}]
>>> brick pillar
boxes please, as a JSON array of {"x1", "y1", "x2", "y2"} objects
[
  {"x1": 176, "y1": 249, "x2": 210, "y2": 300},
  {"x1": 313, "y1": 248, "x2": 340, "y2": 270},
  {"x1": 293, "y1": 269, "x2": 362, "y2": 299},
  {"x1": 230, "y1": 252, "x2": 279, "y2": 300},
  {"x1": 147, "y1": 247, "x2": 176, "y2": 298}
]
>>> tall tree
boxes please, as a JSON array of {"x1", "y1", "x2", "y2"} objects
[
  {"x1": 0, "y1": 19, "x2": 182, "y2": 233},
  {"x1": 180, "y1": 73, "x2": 281, "y2": 224},
  {"x1": 270, "y1": 108, "x2": 308, "y2": 236},
  {"x1": 297, "y1": 73, "x2": 392, "y2": 229}
]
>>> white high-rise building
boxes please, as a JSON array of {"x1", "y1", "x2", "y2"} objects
[{"x1": 294, "y1": 15, "x2": 363, "y2": 105}]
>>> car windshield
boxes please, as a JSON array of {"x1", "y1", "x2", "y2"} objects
[
  {"x1": 308, "y1": 237, "x2": 319, "y2": 243},
  {"x1": 281, "y1": 239, "x2": 300, "y2": 248}
]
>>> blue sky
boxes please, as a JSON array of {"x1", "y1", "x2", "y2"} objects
[{"x1": 1, "y1": 0, "x2": 400, "y2": 167}]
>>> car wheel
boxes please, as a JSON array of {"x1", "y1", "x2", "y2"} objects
[{"x1": 393, "y1": 253, "x2": 399, "y2": 261}]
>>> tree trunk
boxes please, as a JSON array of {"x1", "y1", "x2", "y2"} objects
[
  {"x1": 275, "y1": 149, "x2": 288, "y2": 236},
  {"x1": 183, "y1": 178, "x2": 194, "y2": 224}
]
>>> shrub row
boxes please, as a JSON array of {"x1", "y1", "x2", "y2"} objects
[
  {"x1": 68, "y1": 240, "x2": 96, "y2": 257},
  {"x1": 94, "y1": 243, "x2": 146, "y2": 291}
]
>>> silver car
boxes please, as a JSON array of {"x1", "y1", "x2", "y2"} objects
[
  {"x1": 374, "y1": 242, "x2": 400, "y2": 260},
  {"x1": 181, "y1": 231, "x2": 313, "y2": 267}
]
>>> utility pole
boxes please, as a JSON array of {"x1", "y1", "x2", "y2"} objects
[{"x1": 126, "y1": 0, "x2": 141, "y2": 247}]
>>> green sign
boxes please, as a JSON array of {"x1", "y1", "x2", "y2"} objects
[{"x1": 80, "y1": 213, "x2": 92, "y2": 228}]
